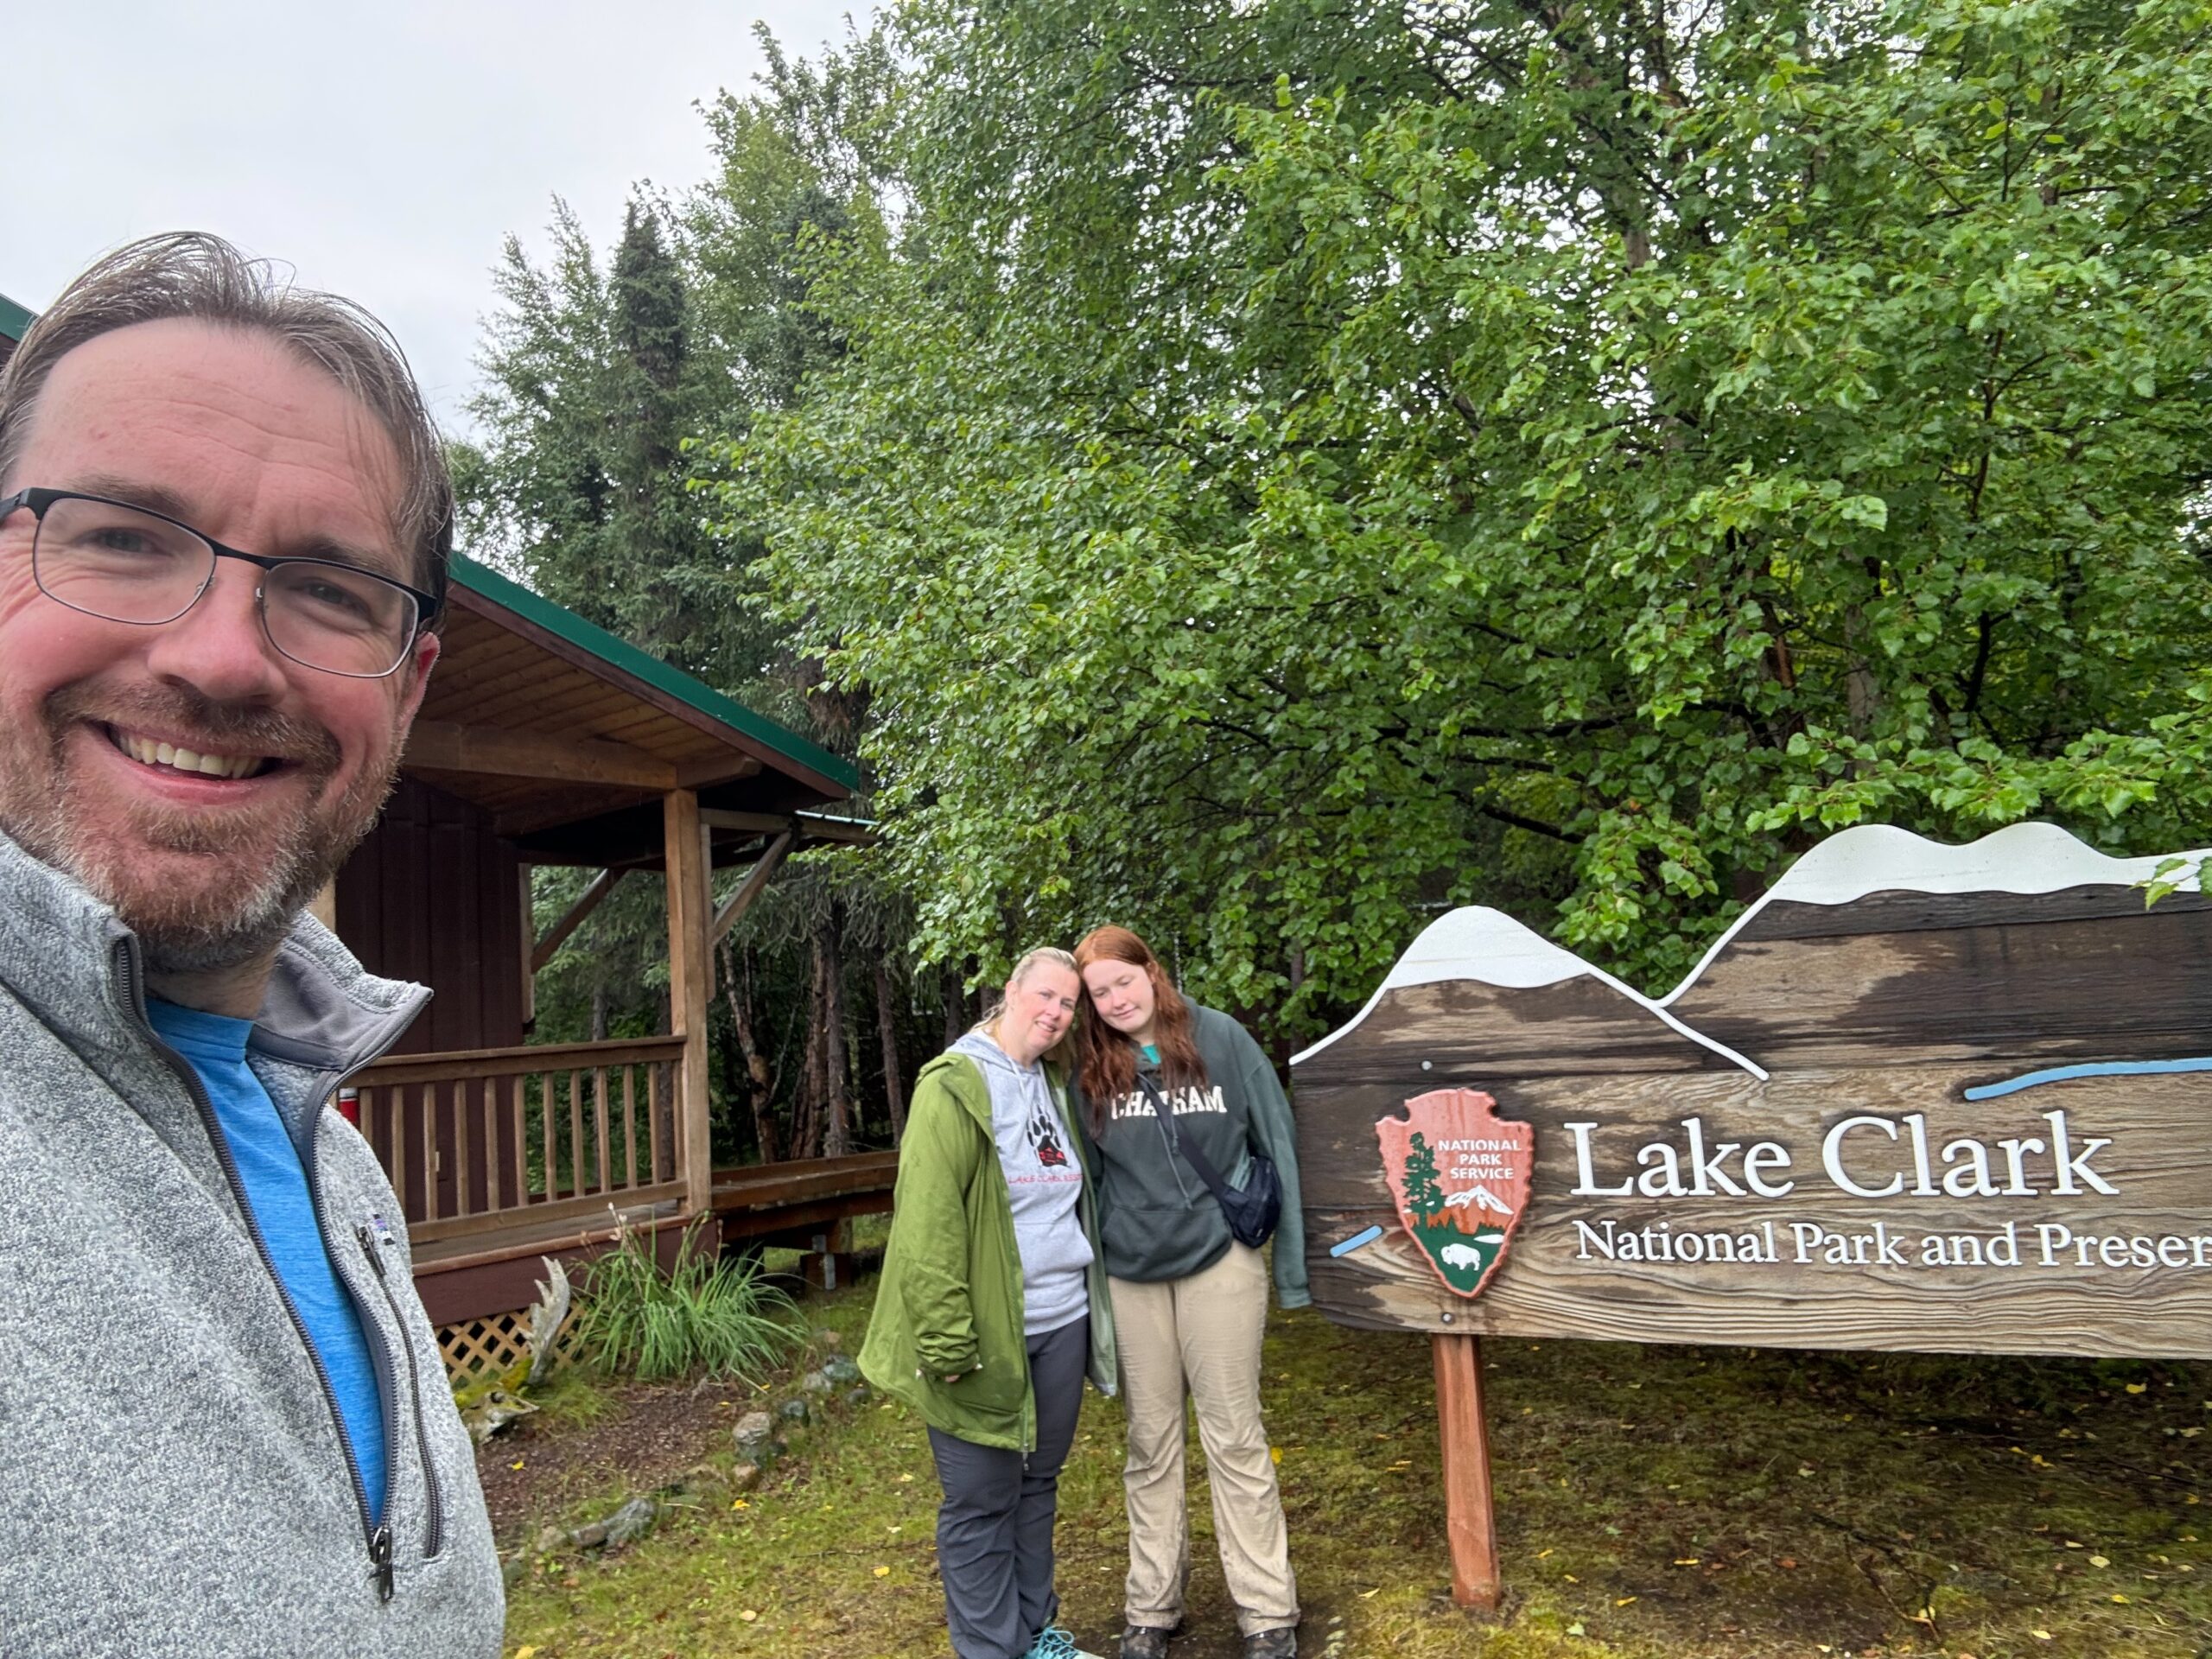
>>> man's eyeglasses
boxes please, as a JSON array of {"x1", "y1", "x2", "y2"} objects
[{"x1": 0, "y1": 487, "x2": 435, "y2": 679}]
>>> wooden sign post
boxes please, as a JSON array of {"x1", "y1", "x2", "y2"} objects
[
  {"x1": 1291, "y1": 823, "x2": 2212, "y2": 1609},
  {"x1": 1432, "y1": 1333, "x2": 1499, "y2": 1610}
]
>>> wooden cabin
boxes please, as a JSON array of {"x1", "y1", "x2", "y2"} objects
[{"x1": 333, "y1": 556, "x2": 867, "y2": 1343}]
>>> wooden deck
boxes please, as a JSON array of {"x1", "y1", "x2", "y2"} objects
[
  {"x1": 396, "y1": 1137, "x2": 899, "y2": 1322},
  {"x1": 712, "y1": 1149, "x2": 899, "y2": 1240},
  {"x1": 354, "y1": 1022, "x2": 903, "y2": 1319},
  {"x1": 352, "y1": 1034, "x2": 687, "y2": 1235}
]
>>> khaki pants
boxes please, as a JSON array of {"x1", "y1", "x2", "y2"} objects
[{"x1": 1109, "y1": 1243, "x2": 1298, "y2": 1637}]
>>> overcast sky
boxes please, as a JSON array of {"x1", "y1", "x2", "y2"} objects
[{"x1": 3, "y1": 1, "x2": 864, "y2": 435}]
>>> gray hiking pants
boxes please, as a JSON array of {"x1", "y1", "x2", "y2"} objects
[{"x1": 927, "y1": 1312, "x2": 1090, "y2": 1659}]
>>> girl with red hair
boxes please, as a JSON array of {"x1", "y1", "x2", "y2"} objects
[{"x1": 1071, "y1": 926, "x2": 1306, "y2": 1659}]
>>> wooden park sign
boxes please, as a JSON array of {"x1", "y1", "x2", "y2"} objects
[{"x1": 1290, "y1": 822, "x2": 2212, "y2": 1609}]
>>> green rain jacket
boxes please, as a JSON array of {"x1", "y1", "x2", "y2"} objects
[{"x1": 860, "y1": 1051, "x2": 1117, "y2": 1452}]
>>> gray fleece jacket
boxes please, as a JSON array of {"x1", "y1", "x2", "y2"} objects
[
  {"x1": 950, "y1": 1031, "x2": 1094, "y2": 1335},
  {"x1": 0, "y1": 830, "x2": 503, "y2": 1658}
]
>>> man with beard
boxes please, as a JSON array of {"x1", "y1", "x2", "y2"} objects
[{"x1": 0, "y1": 235, "x2": 502, "y2": 1657}]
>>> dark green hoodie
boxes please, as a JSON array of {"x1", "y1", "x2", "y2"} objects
[{"x1": 1079, "y1": 1001, "x2": 1309, "y2": 1308}]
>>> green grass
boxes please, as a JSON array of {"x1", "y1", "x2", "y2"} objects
[
  {"x1": 505, "y1": 1283, "x2": 2211, "y2": 1657},
  {"x1": 524, "y1": 1369, "x2": 620, "y2": 1432}
]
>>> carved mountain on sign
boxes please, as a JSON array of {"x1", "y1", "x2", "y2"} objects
[
  {"x1": 1665, "y1": 823, "x2": 2212, "y2": 1070},
  {"x1": 1300, "y1": 823, "x2": 2209, "y2": 1077},
  {"x1": 1293, "y1": 904, "x2": 1764, "y2": 1080}
]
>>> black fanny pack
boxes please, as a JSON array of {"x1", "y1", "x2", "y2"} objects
[{"x1": 1135, "y1": 1073, "x2": 1282, "y2": 1249}]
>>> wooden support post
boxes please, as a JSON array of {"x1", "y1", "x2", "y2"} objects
[
  {"x1": 710, "y1": 830, "x2": 795, "y2": 946},
  {"x1": 1433, "y1": 1333, "x2": 1502, "y2": 1611},
  {"x1": 701, "y1": 823, "x2": 715, "y2": 993},
  {"x1": 531, "y1": 866, "x2": 626, "y2": 971},
  {"x1": 664, "y1": 789, "x2": 714, "y2": 1221},
  {"x1": 800, "y1": 1218, "x2": 856, "y2": 1293},
  {"x1": 517, "y1": 864, "x2": 537, "y2": 1027}
]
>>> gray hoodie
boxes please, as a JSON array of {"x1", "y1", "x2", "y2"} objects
[
  {"x1": 0, "y1": 830, "x2": 503, "y2": 1658},
  {"x1": 950, "y1": 1032, "x2": 1094, "y2": 1334}
]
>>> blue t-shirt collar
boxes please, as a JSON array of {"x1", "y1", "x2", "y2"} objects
[{"x1": 146, "y1": 998, "x2": 254, "y2": 1064}]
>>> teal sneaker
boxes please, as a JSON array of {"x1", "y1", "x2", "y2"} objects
[{"x1": 1027, "y1": 1628, "x2": 1104, "y2": 1659}]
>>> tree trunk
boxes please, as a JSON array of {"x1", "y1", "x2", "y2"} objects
[
  {"x1": 589, "y1": 982, "x2": 608, "y2": 1043},
  {"x1": 942, "y1": 959, "x2": 964, "y2": 1048},
  {"x1": 717, "y1": 940, "x2": 779, "y2": 1164},
  {"x1": 875, "y1": 959, "x2": 907, "y2": 1144},
  {"x1": 821, "y1": 905, "x2": 853, "y2": 1158},
  {"x1": 793, "y1": 945, "x2": 826, "y2": 1159},
  {"x1": 1844, "y1": 602, "x2": 1882, "y2": 736}
]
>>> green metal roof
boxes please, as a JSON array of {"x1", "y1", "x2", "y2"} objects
[
  {"x1": 0, "y1": 291, "x2": 35, "y2": 342},
  {"x1": 449, "y1": 553, "x2": 859, "y2": 794}
]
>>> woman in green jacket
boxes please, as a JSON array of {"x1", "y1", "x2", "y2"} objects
[{"x1": 861, "y1": 947, "x2": 1118, "y2": 1659}]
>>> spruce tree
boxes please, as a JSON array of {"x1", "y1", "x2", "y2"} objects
[{"x1": 1402, "y1": 1134, "x2": 1445, "y2": 1224}]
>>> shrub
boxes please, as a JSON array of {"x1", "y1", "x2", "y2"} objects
[{"x1": 574, "y1": 1217, "x2": 801, "y2": 1382}]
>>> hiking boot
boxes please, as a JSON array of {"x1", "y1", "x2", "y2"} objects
[
  {"x1": 1117, "y1": 1625, "x2": 1174, "y2": 1659},
  {"x1": 1242, "y1": 1630, "x2": 1298, "y2": 1659},
  {"x1": 1027, "y1": 1629, "x2": 1103, "y2": 1659}
]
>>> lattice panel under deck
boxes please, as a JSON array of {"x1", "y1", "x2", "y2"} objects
[{"x1": 437, "y1": 1308, "x2": 584, "y2": 1387}]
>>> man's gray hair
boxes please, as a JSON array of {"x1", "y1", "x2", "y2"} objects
[{"x1": 0, "y1": 232, "x2": 452, "y2": 615}]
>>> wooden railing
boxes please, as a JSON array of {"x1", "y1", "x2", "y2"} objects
[{"x1": 352, "y1": 1036, "x2": 688, "y2": 1244}]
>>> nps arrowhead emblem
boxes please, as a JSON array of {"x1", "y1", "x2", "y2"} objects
[{"x1": 1376, "y1": 1088, "x2": 1535, "y2": 1298}]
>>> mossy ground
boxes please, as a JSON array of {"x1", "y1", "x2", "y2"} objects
[{"x1": 504, "y1": 1280, "x2": 2210, "y2": 1658}]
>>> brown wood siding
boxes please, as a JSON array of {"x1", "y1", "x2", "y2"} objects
[
  {"x1": 1669, "y1": 887, "x2": 2212, "y2": 1066},
  {"x1": 335, "y1": 777, "x2": 526, "y2": 1057}
]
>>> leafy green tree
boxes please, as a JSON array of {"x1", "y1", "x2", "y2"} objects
[
  {"x1": 459, "y1": 27, "x2": 931, "y2": 1163},
  {"x1": 689, "y1": 22, "x2": 898, "y2": 413},
  {"x1": 729, "y1": 0, "x2": 2212, "y2": 1039}
]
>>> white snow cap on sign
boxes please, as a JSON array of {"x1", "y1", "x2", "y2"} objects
[
  {"x1": 1751, "y1": 820, "x2": 2202, "y2": 908},
  {"x1": 1290, "y1": 823, "x2": 2207, "y2": 1074},
  {"x1": 1369, "y1": 905, "x2": 1594, "y2": 993},
  {"x1": 1657, "y1": 822, "x2": 2207, "y2": 1007},
  {"x1": 1288, "y1": 905, "x2": 1767, "y2": 1077}
]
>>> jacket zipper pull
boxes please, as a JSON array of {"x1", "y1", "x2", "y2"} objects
[
  {"x1": 369, "y1": 1524, "x2": 395, "y2": 1601},
  {"x1": 356, "y1": 1216, "x2": 447, "y2": 1564}
]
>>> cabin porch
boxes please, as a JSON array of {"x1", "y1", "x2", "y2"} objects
[{"x1": 325, "y1": 556, "x2": 896, "y2": 1358}]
